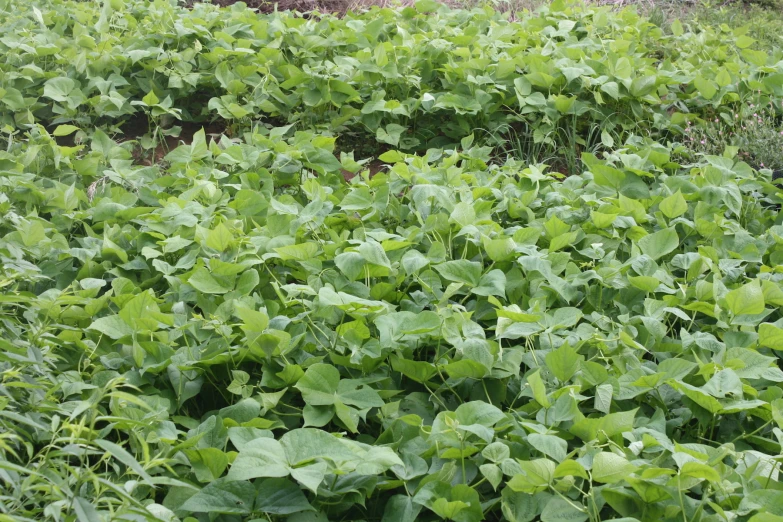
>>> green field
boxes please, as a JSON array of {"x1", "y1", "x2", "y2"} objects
[{"x1": 2, "y1": 0, "x2": 783, "y2": 520}]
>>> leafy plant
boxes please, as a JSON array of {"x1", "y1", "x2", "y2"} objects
[{"x1": 1, "y1": 1, "x2": 783, "y2": 522}]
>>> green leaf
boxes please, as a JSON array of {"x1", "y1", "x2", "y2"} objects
[
  {"x1": 295, "y1": 363, "x2": 340, "y2": 406},
  {"x1": 383, "y1": 495, "x2": 422, "y2": 522},
  {"x1": 181, "y1": 479, "x2": 256, "y2": 514},
  {"x1": 431, "y1": 498, "x2": 469, "y2": 521},
  {"x1": 334, "y1": 400, "x2": 360, "y2": 432},
  {"x1": 415, "y1": 0, "x2": 440, "y2": 13},
  {"x1": 358, "y1": 240, "x2": 391, "y2": 268},
  {"x1": 725, "y1": 281, "x2": 764, "y2": 316},
  {"x1": 508, "y1": 459, "x2": 556, "y2": 492},
  {"x1": 94, "y1": 439, "x2": 154, "y2": 485},
  {"x1": 376, "y1": 124, "x2": 406, "y2": 147},
  {"x1": 434, "y1": 260, "x2": 482, "y2": 287},
  {"x1": 669, "y1": 381, "x2": 722, "y2": 414},
  {"x1": 528, "y1": 434, "x2": 567, "y2": 462},
  {"x1": 472, "y1": 269, "x2": 507, "y2": 297},
  {"x1": 289, "y1": 462, "x2": 328, "y2": 493},
  {"x1": 694, "y1": 76, "x2": 717, "y2": 100},
  {"x1": 142, "y1": 90, "x2": 160, "y2": 106},
  {"x1": 501, "y1": 488, "x2": 539, "y2": 522},
  {"x1": 53, "y1": 124, "x2": 79, "y2": 136},
  {"x1": 630, "y1": 76, "x2": 657, "y2": 98},
  {"x1": 680, "y1": 462, "x2": 720, "y2": 483},
  {"x1": 482, "y1": 442, "x2": 510, "y2": 463},
  {"x1": 638, "y1": 228, "x2": 679, "y2": 260},
  {"x1": 735, "y1": 35, "x2": 755, "y2": 49},
  {"x1": 254, "y1": 478, "x2": 313, "y2": 514},
  {"x1": 189, "y1": 267, "x2": 233, "y2": 294},
  {"x1": 444, "y1": 359, "x2": 487, "y2": 379},
  {"x1": 570, "y1": 409, "x2": 637, "y2": 441},
  {"x1": 206, "y1": 223, "x2": 234, "y2": 252},
  {"x1": 450, "y1": 202, "x2": 477, "y2": 228},
  {"x1": 659, "y1": 191, "x2": 688, "y2": 219},
  {"x1": 480, "y1": 463, "x2": 503, "y2": 490},
  {"x1": 528, "y1": 369, "x2": 551, "y2": 408},
  {"x1": 540, "y1": 497, "x2": 588, "y2": 522},
  {"x1": 702, "y1": 369, "x2": 742, "y2": 398},
  {"x1": 592, "y1": 452, "x2": 636, "y2": 483},
  {"x1": 455, "y1": 401, "x2": 505, "y2": 427},
  {"x1": 545, "y1": 343, "x2": 583, "y2": 383},
  {"x1": 73, "y1": 497, "x2": 101, "y2": 522},
  {"x1": 43, "y1": 77, "x2": 77, "y2": 102},
  {"x1": 391, "y1": 355, "x2": 437, "y2": 382},
  {"x1": 760, "y1": 323, "x2": 783, "y2": 349},
  {"x1": 595, "y1": 383, "x2": 613, "y2": 414},
  {"x1": 275, "y1": 243, "x2": 320, "y2": 261},
  {"x1": 87, "y1": 315, "x2": 133, "y2": 340},
  {"x1": 555, "y1": 460, "x2": 589, "y2": 479},
  {"x1": 227, "y1": 437, "x2": 289, "y2": 480}
]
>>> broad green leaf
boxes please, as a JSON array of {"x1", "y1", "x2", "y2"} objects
[
  {"x1": 43, "y1": 77, "x2": 77, "y2": 102},
  {"x1": 480, "y1": 463, "x2": 503, "y2": 490},
  {"x1": 254, "y1": 478, "x2": 314, "y2": 515},
  {"x1": 544, "y1": 343, "x2": 583, "y2": 383},
  {"x1": 434, "y1": 260, "x2": 482, "y2": 287},
  {"x1": 570, "y1": 409, "x2": 637, "y2": 441},
  {"x1": 659, "y1": 191, "x2": 688, "y2": 218},
  {"x1": 592, "y1": 452, "x2": 637, "y2": 483},
  {"x1": 669, "y1": 381, "x2": 722, "y2": 414},
  {"x1": 290, "y1": 461, "x2": 328, "y2": 492},
  {"x1": 88, "y1": 315, "x2": 133, "y2": 340},
  {"x1": 181, "y1": 479, "x2": 256, "y2": 514},
  {"x1": 295, "y1": 364, "x2": 340, "y2": 406},
  {"x1": 227, "y1": 437, "x2": 289, "y2": 480},
  {"x1": 555, "y1": 460, "x2": 589, "y2": 479},
  {"x1": 455, "y1": 401, "x2": 505, "y2": 427},
  {"x1": 391, "y1": 355, "x2": 437, "y2": 383},
  {"x1": 383, "y1": 495, "x2": 422, "y2": 522},
  {"x1": 508, "y1": 459, "x2": 556, "y2": 492},
  {"x1": 638, "y1": 228, "x2": 679, "y2": 260},
  {"x1": 206, "y1": 223, "x2": 234, "y2": 252},
  {"x1": 694, "y1": 76, "x2": 717, "y2": 100},
  {"x1": 725, "y1": 281, "x2": 764, "y2": 316},
  {"x1": 275, "y1": 243, "x2": 319, "y2": 261},
  {"x1": 540, "y1": 497, "x2": 588, "y2": 522},
  {"x1": 482, "y1": 442, "x2": 510, "y2": 462},
  {"x1": 358, "y1": 240, "x2": 391, "y2": 268},
  {"x1": 680, "y1": 462, "x2": 720, "y2": 483},
  {"x1": 189, "y1": 267, "x2": 233, "y2": 294},
  {"x1": 501, "y1": 488, "x2": 539, "y2": 522},
  {"x1": 760, "y1": 323, "x2": 783, "y2": 350},
  {"x1": 528, "y1": 434, "x2": 567, "y2": 462},
  {"x1": 595, "y1": 383, "x2": 613, "y2": 414}
]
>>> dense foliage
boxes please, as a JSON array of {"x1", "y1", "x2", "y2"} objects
[{"x1": 1, "y1": 1, "x2": 783, "y2": 521}]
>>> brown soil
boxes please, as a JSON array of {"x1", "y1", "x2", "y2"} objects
[
  {"x1": 117, "y1": 113, "x2": 389, "y2": 179},
  {"x1": 117, "y1": 114, "x2": 227, "y2": 166},
  {"x1": 341, "y1": 159, "x2": 386, "y2": 181}
]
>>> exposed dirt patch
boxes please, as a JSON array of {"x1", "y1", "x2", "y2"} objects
[
  {"x1": 116, "y1": 113, "x2": 388, "y2": 181},
  {"x1": 341, "y1": 159, "x2": 387, "y2": 181},
  {"x1": 117, "y1": 114, "x2": 227, "y2": 166}
]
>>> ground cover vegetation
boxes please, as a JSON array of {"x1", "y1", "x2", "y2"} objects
[{"x1": 1, "y1": 0, "x2": 783, "y2": 521}]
